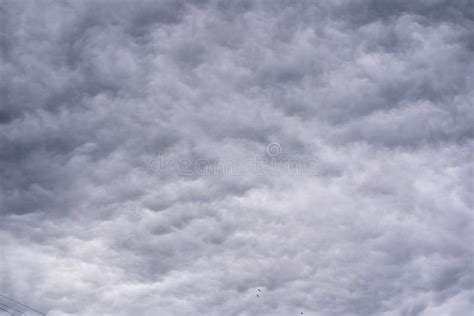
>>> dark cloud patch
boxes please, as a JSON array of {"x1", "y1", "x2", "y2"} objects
[
  {"x1": 0, "y1": 110, "x2": 13, "y2": 124},
  {"x1": 332, "y1": 0, "x2": 474, "y2": 27}
]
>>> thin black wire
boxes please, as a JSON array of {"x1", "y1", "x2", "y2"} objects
[
  {"x1": 0, "y1": 306, "x2": 14, "y2": 316},
  {"x1": 0, "y1": 303, "x2": 23, "y2": 315},
  {"x1": 0, "y1": 295, "x2": 45, "y2": 316}
]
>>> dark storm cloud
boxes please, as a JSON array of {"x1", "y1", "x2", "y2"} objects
[{"x1": 0, "y1": 0, "x2": 473, "y2": 315}]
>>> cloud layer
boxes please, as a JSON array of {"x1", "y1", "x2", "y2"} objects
[{"x1": 1, "y1": 0, "x2": 473, "y2": 315}]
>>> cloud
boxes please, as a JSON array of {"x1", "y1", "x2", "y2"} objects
[{"x1": 0, "y1": 0, "x2": 473, "y2": 315}]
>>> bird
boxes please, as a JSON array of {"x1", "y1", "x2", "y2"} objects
[
  {"x1": 258, "y1": 289, "x2": 261, "y2": 292},
  {"x1": 300, "y1": 312, "x2": 304, "y2": 315},
  {"x1": 256, "y1": 294, "x2": 260, "y2": 298}
]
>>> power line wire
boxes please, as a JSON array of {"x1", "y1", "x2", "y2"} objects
[
  {"x1": 0, "y1": 295, "x2": 45, "y2": 316},
  {"x1": 0, "y1": 303, "x2": 23, "y2": 315},
  {"x1": 0, "y1": 306, "x2": 14, "y2": 316}
]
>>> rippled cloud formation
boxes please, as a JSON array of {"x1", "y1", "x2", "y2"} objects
[{"x1": 1, "y1": 1, "x2": 473, "y2": 315}]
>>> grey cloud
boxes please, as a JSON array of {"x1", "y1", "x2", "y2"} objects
[{"x1": 0, "y1": 0, "x2": 473, "y2": 315}]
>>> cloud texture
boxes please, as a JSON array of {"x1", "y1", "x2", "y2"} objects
[{"x1": 0, "y1": 0, "x2": 473, "y2": 315}]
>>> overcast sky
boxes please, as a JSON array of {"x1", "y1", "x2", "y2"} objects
[{"x1": 0, "y1": 0, "x2": 473, "y2": 315}]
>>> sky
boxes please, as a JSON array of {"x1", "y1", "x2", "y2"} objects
[{"x1": 0, "y1": 0, "x2": 473, "y2": 315}]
